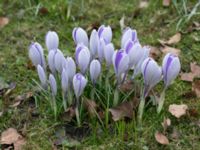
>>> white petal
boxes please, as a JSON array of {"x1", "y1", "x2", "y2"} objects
[{"x1": 45, "y1": 31, "x2": 59, "y2": 51}]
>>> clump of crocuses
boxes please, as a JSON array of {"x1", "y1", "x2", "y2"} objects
[{"x1": 28, "y1": 26, "x2": 181, "y2": 126}]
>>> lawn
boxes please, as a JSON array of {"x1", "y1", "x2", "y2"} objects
[{"x1": 0, "y1": 0, "x2": 200, "y2": 149}]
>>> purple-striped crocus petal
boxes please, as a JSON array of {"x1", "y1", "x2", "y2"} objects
[
  {"x1": 104, "y1": 43, "x2": 114, "y2": 67},
  {"x1": 48, "y1": 50, "x2": 57, "y2": 74},
  {"x1": 77, "y1": 47, "x2": 91, "y2": 74},
  {"x1": 121, "y1": 27, "x2": 138, "y2": 48},
  {"x1": 162, "y1": 53, "x2": 181, "y2": 88},
  {"x1": 90, "y1": 59, "x2": 101, "y2": 84},
  {"x1": 73, "y1": 73, "x2": 87, "y2": 99},
  {"x1": 98, "y1": 25, "x2": 112, "y2": 43},
  {"x1": 37, "y1": 64, "x2": 47, "y2": 88},
  {"x1": 115, "y1": 50, "x2": 124, "y2": 74},
  {"x1": 61, "y1": 68, "x2": 69, "y2": 93},
  {"x1": 72, "y1": 27, "x2": 89, "y2": 47},
  {"x1": 97, "y1": 38, "x2": 105, "y2": 62},
  {"x1": 45, "y1": 31, "x2": 59, "y2": 51},
  {"x1": 89, "y1": 29, "x2": 98, "y2": 58},
  {"x1": 63, "y1": 57, "x2": 76, "y2": 83},
  {"x1": 75, "y1": 44, "x2": 85, "y2": 64},
  {"x1": 54, "y1": 49, "x2": 65, "y2": 73},
  {"x1": 29, "y1": 42, "x2": 45, "y2": 68},
  {"x1": 49, "y1": 74, "x2": 57, "y2": 96},
  {"x1": 141, "y1": 57, "x2": 162, "y2": 97}
]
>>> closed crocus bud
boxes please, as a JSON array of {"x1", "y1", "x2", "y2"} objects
[
  {"x1": 89, "y1": 29, "x2": 98, "y2": 58},
  {"x1": 63, "y1": 57, "x2": 76, "y2": 83},
  {"x1": 73, "y1": 73, "x2": 87, "y2": 99},
  {"x1": 112, "y1": 50, "x2": 129, "y2": 83},
  {"x1": 37, "y1": 64, "x2": 47, "y2": 88},
  {"x1": 133, "y1": 46, "x2": 150, "y2": 77},
  {"x1": 29, "y1": 42, "x2": 46, "y2": 68},
  {"x1": 72, "y1": 27, "x2": 88, "y2": 47},
  {"x1": 45, "y1": 31, "x2": 59, "y2": 51},
  {"x1": 49, "y1": 74, "x2": 57, "y2": 96},
  {"x1": 98, "y1": 25, "x2": 112, "y2": 43},
  {"x1": 76, "y1": 44, "x2": 91, "y2": 74},
  {"x1": 54, "y1": 49, "x2": 65, "y2": 73},
  {"x1": 121, "y1": 28, "x2": 138, "y2": 48},
  {"x1": 124, "y1": 40, "x2": 143, "y2": 69},
  {"x1": 141, "y1": 58, "x2": 162, "y2": 97},
  {"x1": 61, "y1": 68, "x2": 69, "y2": 93},
  {"x1": 48, "y1": 50, "x2": 57, "y2": 74},
  {"x1": 90, "y1": 59, "x2": 101, "y2": 84},
  {"x1": 97, "y1": 38, "x2": 106, "y2": 63},
  {"x1": 162, "y1": 53, "x2": 181, "y2": 88},
  {"x1": 104, "y1": 43, "x2": 114, "y2": 68}
]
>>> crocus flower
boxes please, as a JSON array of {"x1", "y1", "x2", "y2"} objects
[
  {"x1": 75, "y1": 44, "x2": 91, "y2": 74},
  {"x1": 72, "y1": 27, "x2": 88, "y2": 47},
  {"x1": 90, "y1": 59, "x2": 101, "y2": 84},
  {"x1": 89, "y1": 29, "x2": 98, "y2": 58},
  {"x1": 48, "y1": 50, "x2": 57, "y2": 74},
  {"x1": 37, "y1": 64, "x2": 47, "y2": 89},
  {"x1": 104, "y1": 43, "x2": 114, "y2": 68},
  {"x1": 54, "y1": 49, "x2": 65, "y2": 73},
  {"x1": 98, "y1": 25, "x2": 112, "y2": 43},
  {"x1": 63, "y1": 57, "x2": 76, "y2": 83},
  {"x1": 121, "y1": 28, "x2": 138, "y2": 49},
  {"x1": 112, "y1": 49, "x2": 129, "y2": 84},
  {"x1": 141, "y1": 57, "x2": 162, "y2": 97},
  {"x1": 162, "y1": 53, "x2": 181, "y2": 88},
  {"x1": 49, "y1": 74, "x2": 57, "y2": 96},
  {"x1": 124, "y1": 40, "x2": 143, "y2": 69},
  {"x1": 61, "y1": 68, "x2": 69, "y2": 93},
  {"x1": 29, "y1": 42, "x2": 46, "y2": 69},
  {"x1": 45, "y1": 31, "x2": 59, "y2": 51},
  {"x1": 73, "y1": 73, "x2": 87, "y2": 99},
  {"x1": 97, "y1": 38, "x2": 106, "y2": 63}
]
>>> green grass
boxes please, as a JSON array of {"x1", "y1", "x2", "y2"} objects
[{"x1": 0, "y1": 0, "x2": 200, "y2": 149}]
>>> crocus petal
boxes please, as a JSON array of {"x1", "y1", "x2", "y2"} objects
[
  {"x1": 90, "y1": 59, "x2": 101, "y2": 84},
  {"x1": 45, "y1": 31, "x2": 59, "y2": 51},
  {"x1": 37, "y1": 64, "x2": 47, "y2": 88},
  {"x1": 121, "y1": 28, "x2": 138, "y2": 48},
  {"x1": 97, "y1": 38, "x2": 105, "y2": 62},
  {"x1": 63, "y1": 57, "x2": 76, "y2": 83},
  {"x1": 104, "y1": 43, "x2": 114, "y2": 67},
  {"x1": 72, "y1": 27, "x2": 88, "y2": 47},
  {"x1": 75, "y1": 44, "x2": 86, "y2": 64},
  {"x1": 54, "y1": 49, "x2": 65, "y2": 73},
  {"x1": 77, "y1": 47, "x2": 91, "y2": 74},
  {"x1": 89, "y1": 29, "x2": 98, "y2": 58},
  {"x1": 61, "y1": 68, "x2": 69, "y2": 93},
  {"x1": 73, "y1": 73, "x2": 87, "y2": 99},
  {"x1": 48, "y1": 50, "x2": 57, "y2": 74},
  {"x1": 49, "y1": 74, "x2": 57, "y2": 96},
  {"x1": 162, "y1": 53, "x2": 181, "y2": 88},
  {"x1": 29, "y1": 42, "x2": 46, "y2": 68},
  {"x1": 98, "y1": 25, "x2": 112, "y2": 43}
]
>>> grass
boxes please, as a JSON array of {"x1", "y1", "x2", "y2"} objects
[{"x1": 0, "y1": 0, "x2": 200, "y2": 149}]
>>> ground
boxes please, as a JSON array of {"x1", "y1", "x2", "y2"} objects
[{"x1": 0, "y1": 0, "x2": 200, "y2": 149}]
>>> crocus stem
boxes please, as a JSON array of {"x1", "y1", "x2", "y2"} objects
[
  {"x1": 91, "y1": 87, "x2": 95, "y2": 100},
  {"x1": 157, "y1": 89, "x2": 166, "y2": 114},
  {"x1": 105, "y1": 73, "x2": 110, "y2": 129},
  {"x1": 113, "y1": 87, "x2": 119, "y2": 107},
  {"x1": 62, "y1": 91, "x2": 67, "y2": 111},
  {"x1": 75, "y1": 97, "x2": 81, "y2": 127},
  {"x1": 68, "y1": 88, "x2": 73, "y2": 106},
  {"x1": 52, "y1": 95, "x2": 57, "y2": 120},
  {"x1": 138, "y1": 95, "x2": 145, "y2": 124}
]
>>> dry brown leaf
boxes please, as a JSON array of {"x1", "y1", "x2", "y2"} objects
[
  {"x1": 139, "y1": 1, "x2": 149, "y2": 8},
  {"x1": 192, "y1": 80, "x2": 200, "y2": 98},
  {"x1": 149, "y1": 46, "x2": 161, "y2": 60},
  {"x1": 120, "y1": 80, "x2": 134, "y2": 92},
  {"x1": 161, "y1": 46, "x2": 181, "y2": 56},
  {"x1": 61, "y1": 106, "x2": 75, "y2": 122},
  {"x1": 168, "y1": 104, "x2": 188, "y2": 118},
  {"x1": 180, "y1": 73, "x2": 194, "y2": 82},
  {"x1": 161, "y1": 118, "x2": 171, "y2": 131},
  {"x1": 0, "y1": 128, "x2": 26, "y2": 150},
  {"x1": 163, "y1": 0, "x2": 171, "y2": 6},
  {"x1": 84, "y1": 99, "x2": 98, "y2": 117},
  {"x1": 155, "y1": 131, "x2": 169, "y2": 145},
  {"x1": 171, "y1": 128, "x2": 180, "y2": 139},
  {"x1": 109, "y1": 100, "x2": 134, "y2": 121},
  {"x1": 0, "y1": 17, "x2": 9, "y2": 28},
  {"x1": 190, "y1": 62, "x2": 200, "y2": 77},
  {"x1": 159, "y1": 33, "x2": 181, "y2": 45}
]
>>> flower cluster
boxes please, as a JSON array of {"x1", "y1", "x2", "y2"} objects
[{"x1": 28, "y1": 25, "x2": 181, "y2": 124}]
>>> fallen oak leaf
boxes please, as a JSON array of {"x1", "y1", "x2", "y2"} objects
[
  {"x1": 192, "y1": 80, "x2": 200, "y2": 98},
  {"x1": 83, "y1": 99, "x2": 98, "y2": 117},
  {"x1": 158, "y1": 33, "x2": 181, "y2": 45},
  {"x1": 149, "y1": 46, "x2": 161, "y2": 60},
  {"x1": 180, "y1": 72, "x2": 194, "y2": 82},
  {"x1": 155, "y1": 131, "x2": 169, "y2": 145},
  {"x1": 161, "y1": 46, "x2": 181, "y2": 56},
  {"x1": 190, "y1": 62, "x2": 200, "y2": 77},
  {"x1": 168, "y1": 104, "x2": 188, "y2": 118}
]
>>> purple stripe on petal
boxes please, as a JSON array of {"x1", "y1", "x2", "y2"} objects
[
  {"x1": 73, "y1": 28, "x2": 78, "y2": 42},
  {"x1": 76, "y1": 74, "x2": 82, "y2": 97},
  {"x1": 75, "y1": 46, "x2": 83, "y2": 64},
  {"x1": 115, "y1": 50, "x2": 123, "y2": 73},
  {"x1": 165, "y1": 54, "x2": 173, "y2": 83},
  {"x1": 125, "y1": 41, "x2": 133, "y2": 54},
  {"x1": 132, "y1": 31, "x2": 136, "y2": 41},
  {"x1": 34, "y1": 43, "x2": 43, "y2": 67},
  {"x1": 98, "y1": 26, "x2": 104, "y2": 37},
  {"x1": 143, "y1": 58, "x2": 151, "y2": 83}
]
